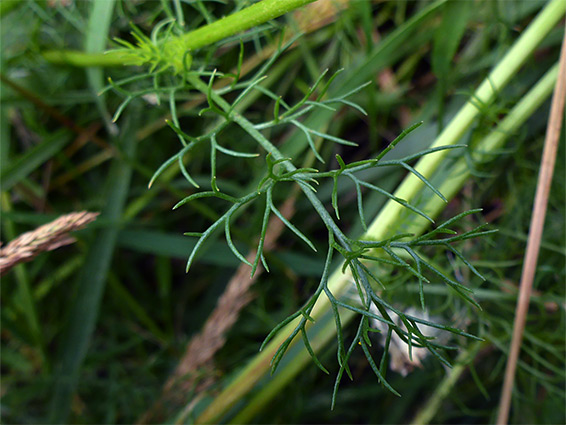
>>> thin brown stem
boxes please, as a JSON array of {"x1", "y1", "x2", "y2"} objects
[{"x1": 496, "y1": 30, "x2": 566, "y2": 425}]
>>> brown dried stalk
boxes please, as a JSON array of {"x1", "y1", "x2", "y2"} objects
[
  {"x1": 0, "y1": 211, "x2": 99, "y2": 276},
  {"x1": 496, "y1": 30, "x2": 566, "y2": 425}
]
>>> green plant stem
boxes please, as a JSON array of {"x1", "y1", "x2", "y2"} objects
[
  {"x1": 42, "y1": 49, "x2": 134, "y2": 67},
  {"x1": 174, "y1": 0, "x2": 316, "y2": 51},
  {"x1": 192, "y1": 1, "x2": 565, "y2": 421},
  {"x1": 85, "y1": 0, "x2": 117, "y2": 135},
  {"x1": 43, "y1": 0, "x2": 316, "y2": 68}
]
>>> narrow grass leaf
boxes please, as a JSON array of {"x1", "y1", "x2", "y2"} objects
[
  {"x1": 186, "y1": 215, "x2": 227, "y2": 273},
  {"x1": 292, "y1": 120, "x2": 324, "y2": 163},
  {"x1": 215, "y1": 143, "x2": 259, "y2": 158},
  {"x1": 308, "y1": 128, "x2": 358, "y2": 147},
  {"x1": 301, "y1": 328, "x2": 329, "y2": 374},
  {"x1": 399, "y1": 162, "x2": 447, "y2": 202},
  {"x1": 360, "y1": 340, "x2": 400, "y2": 396},
  {"x1": 85, "y1": 0, "x2": 117, "y2": 134},
  {"x1": 225, "y1": 214, "x2": 252, "y2": 267},
  {"x1": 432, "y1": 1, "x2": 471, "y2": 79},
  {"x1": 270, "y1": 203, "x2": 317, "y2": 252},
  {"x1": 259, "y1": 311, "x2": 301, "y2": 351},
  {"x1": 1, "y1": 131, "x2": 70, "y2": 191},
  {"x1": 358, "y1": 179, "x2": 433, "y2": 223},
  {"x1": 251, "y1": 189, "x2": 271, "y2": 277},
  {"x1": 48, "y1": 109, "x2": 138, "y2": 424}
]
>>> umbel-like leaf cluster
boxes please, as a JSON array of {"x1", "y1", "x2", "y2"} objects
[
  {"x1": 113, "y1": 21, "x2": 193, "y2": 74},
  {"x1": 108, "y1": 31, "x2": 493, "y2": 402}
]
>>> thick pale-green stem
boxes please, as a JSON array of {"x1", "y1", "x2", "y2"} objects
[
  {"x1": 192, "y1": 0, "x2": 565, "y2": 422},
  {"x1": 366, "y1": 0, "x2": 566, "y2": 239},
  {"x1": 408, "y1": 62, "x2": 560, "y2": 234},
  {"x1": 173, "y1": 0, "x2": 316, "y2": 51}
]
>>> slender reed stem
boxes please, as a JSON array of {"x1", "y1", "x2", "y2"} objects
[{"x1": 496, "y1": 29, "x2": 566, "y2": 425}]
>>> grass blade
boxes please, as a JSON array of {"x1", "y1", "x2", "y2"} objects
[{"x1": 48, "y1": 109, "x2": 138, "y2": 424}]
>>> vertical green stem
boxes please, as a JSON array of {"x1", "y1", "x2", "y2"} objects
[{"x1": 85, "y1": 0, "x2": 117, "y2": 135}]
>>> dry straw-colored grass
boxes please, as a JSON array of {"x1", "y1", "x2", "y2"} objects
[{"x1": 0, "y1": 211, "x2": 99, "y2": 276}]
